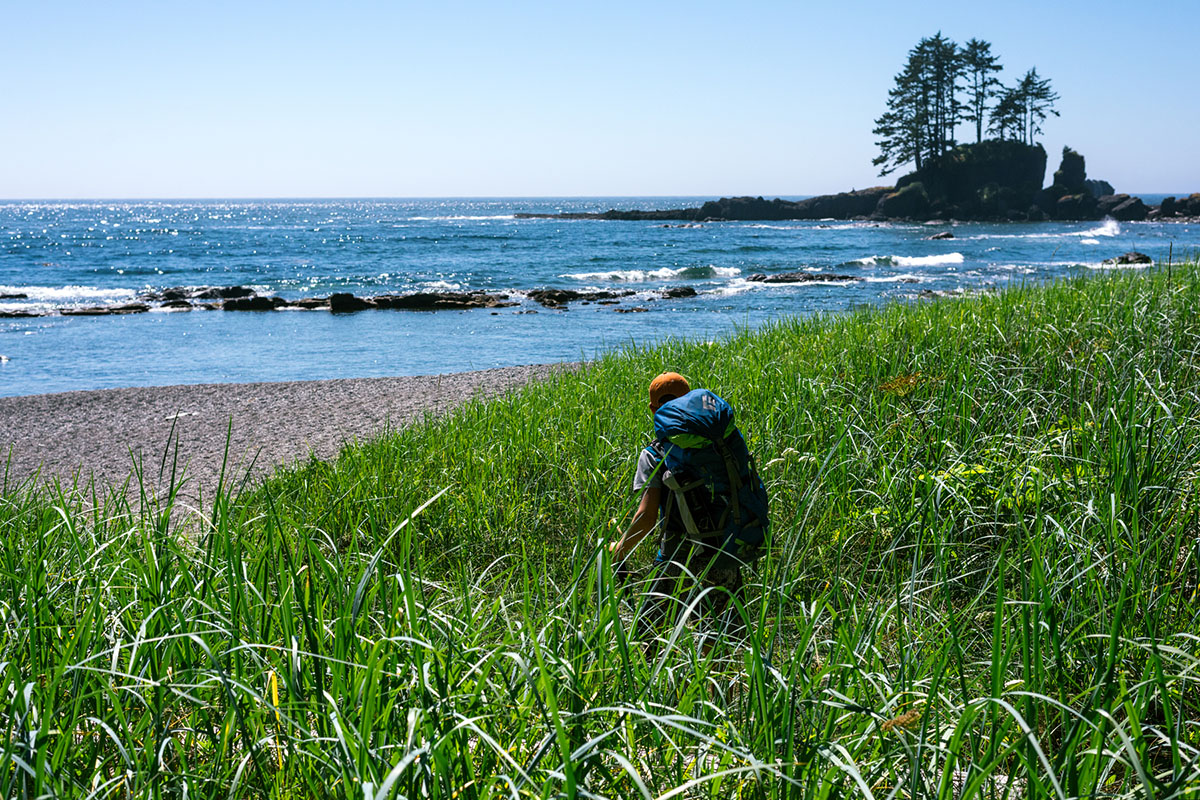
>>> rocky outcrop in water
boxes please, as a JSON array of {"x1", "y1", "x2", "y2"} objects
[
  {"x1": 517, "y1": 142, "x2": 1193, "y2": 223},
  {"x1": 2, "y1": 285, "x2": 706, "y2": 319},
  {"x1": 1103, "y1": 251, "x2": 1153, "y2": 265},
  {"x1": 746, "y1": 272, "x2": 861, "y2": 284}
]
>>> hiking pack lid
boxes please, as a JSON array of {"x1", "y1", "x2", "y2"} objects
[{"x1": 653, "y1": 389, "x2": 735, "y2": 446}]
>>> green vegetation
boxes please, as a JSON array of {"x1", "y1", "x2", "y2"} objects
[
  {"x1": 4, "y1": 264, "x2": 1200, "y2": 798},
  {"x1": 874, "y1": 34, "x2": 1058, "y2": 175}
]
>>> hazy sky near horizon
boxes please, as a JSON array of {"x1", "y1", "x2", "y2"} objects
[{"x1": 4, "y1": 1, "x2": 1197, "y2": 199}]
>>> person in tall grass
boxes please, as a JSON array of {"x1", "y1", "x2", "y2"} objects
[{"x1": 610, "y1": 372, "x2": 747, "y2": 645}]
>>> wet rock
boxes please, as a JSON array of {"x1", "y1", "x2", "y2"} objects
[
  {"x1": 746, "y1": 272, "x2": 861, "y2": 284},
  {"x1": 928, "y1": 231, "x2": 954, "y2": 240},
  {"x1": 615, "y1": 306, "x2": 649, "y2": 313},
  {"x1": 1102, "y1": 251, "x2": 1152, "y2": 265},
  {"x1": 0, "y1": 293, "x2": 28, "y2": 300},
  {"x1": 1188, "y1": 194, "x2": 1200, "y2": 216},
  {"x1": 328, "y1": 293, "x2": 376, "y2": 313},
  {"x1": 160, "y1": 299, "x2": 193, "y2": 310},
  {"x1": 0, "y1": 310, "x2": 39, "y2": 318},
  {"x1": 193, "y1": 285, "x2": 256, "y2": 301},
  {"x1": 288, "y1": 297, "x2": 330, "y2": 310},
  {"x1": 660, "y1": 286, "x2": 698, "y2": 298},
  {"x1": 373, "y1": 291, "x2": 514, "y2": 310},
  {"x1": 526, "y1": 289, "x2": 634, "y2": 307},
  {"x1": 223, "y1": 296, "x2": 288, "y2": 311},
  {"x1": 62, "y1": 302, "x2": 151, "y2": 316},
  {"x1": 597, "y1": 299, "x2": 620, "y2": 305}
]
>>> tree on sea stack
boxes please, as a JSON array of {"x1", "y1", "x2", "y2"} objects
[
  {"x1": 872, "y1": 33, "x2": 963, "y2": 176},
  {"x1": 874, "y1": 36, "x2": 1059, "y2": 176},
  {"x1": 990, "y1": 68, "x2": 1059, "y2": 145},
  {"x1": 962, "y1": 38, "x2": 1003, "y2": 143}
]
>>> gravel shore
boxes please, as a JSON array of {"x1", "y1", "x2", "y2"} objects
[{"x1": 1, "y1": 364, "x2": 569, "y2": 502}]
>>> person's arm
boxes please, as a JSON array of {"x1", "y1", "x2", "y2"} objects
[{"x1": 610, "y1": 485, "x2": 661, "y2": 562}]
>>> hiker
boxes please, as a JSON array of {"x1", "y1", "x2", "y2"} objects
[{"x1": 610, "y1": 372, "x2": 769, "y2": 644}]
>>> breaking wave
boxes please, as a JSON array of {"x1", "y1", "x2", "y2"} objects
[
  {"x1": 0, "y1": 285, "x2": 136, "y2": 303},
  {"x1": 964, "y1": 218, "x2": 1121, "y2": 241},
  {"x1": 561, "y1": 265, "x2": 741, "y2": 282},
  {"x1": 853, "y1": 253, "x2": 965, "y2": 267}
]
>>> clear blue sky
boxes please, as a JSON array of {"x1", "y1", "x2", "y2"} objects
[{"x1": 3, "y1": 0, "x2": 1196, "y2": 198}]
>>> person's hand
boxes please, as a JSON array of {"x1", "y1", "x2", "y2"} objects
[{"x1": 608, "y1": 539, "x2": 627, "y2": 561}]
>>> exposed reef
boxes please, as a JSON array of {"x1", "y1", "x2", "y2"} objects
[{"x1": 1, "y1": 285, "x2": 704, "y2": 319}]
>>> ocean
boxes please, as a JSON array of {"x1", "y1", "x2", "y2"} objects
[{"x1": 1, "y1": 197, "x2": 1196, "y2": 398}]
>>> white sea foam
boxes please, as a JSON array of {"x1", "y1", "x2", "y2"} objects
[
  {"x1": 561, "y1": 265, "x2": 740, "y2": 282},
  {"x1": 864, "y1": 273, "x2": 922, "y2": 283},
  {"x1": 421, "y1": 280, "x2": 463, "y2": 290},
  {"x1": 705, "y1": 280, "x2": 758, "y2": 296},
  {"x1": 0, "y1": 285, "x2": 136, "y2": 302},
  {"x1": 1080, "y1": 238, "x2": 1100, "y2": 245},
  {"x1": 965, "y1": 218, "x2": 1121, "y2": 241},
  {"x1": 854, "y1": 253, "x2": 965, "y2": 267}
]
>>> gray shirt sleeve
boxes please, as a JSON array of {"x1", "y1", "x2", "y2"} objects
[{"x1": 633, "y1": 445, "x2": 664, "y2": 492}]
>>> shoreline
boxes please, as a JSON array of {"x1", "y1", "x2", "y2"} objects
[{"x1": 0, "y1": 364, "x2": 574, "y2": 502}]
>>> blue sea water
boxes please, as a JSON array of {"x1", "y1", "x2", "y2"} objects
[{"x1": 1, "y1": 197, "x2": 1197, "y2": 398}]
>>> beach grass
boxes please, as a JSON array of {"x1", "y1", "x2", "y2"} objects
[{"x1": 3, "y1": 263, "x2": 1200, "y2": 797}]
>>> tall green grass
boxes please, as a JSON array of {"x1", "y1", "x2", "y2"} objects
[{"x1": 3, "y1": 264, "x2": 1199, "y2": 798}]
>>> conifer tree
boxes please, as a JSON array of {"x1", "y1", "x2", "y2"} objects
[
  {"x1": 988, "y1": 68, "x2": 1059, "y2": 144},
  {"x1": 961, "y1": 38, "x2": 1002, "y2": 143},
  {"x1": 872, "y1": 33, "x2": 962, "y2": 176}
]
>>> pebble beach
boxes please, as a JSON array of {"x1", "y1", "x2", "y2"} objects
[{"x1": 0, "y1": 364, "x2": 566, "y2": 503}]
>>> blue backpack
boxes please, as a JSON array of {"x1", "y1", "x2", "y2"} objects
[{"x1": 652, "y1": 389, "x2": 770, "y2": 564}]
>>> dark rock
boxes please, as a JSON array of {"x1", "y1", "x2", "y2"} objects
[
  {"x1": 0, "y1": 293, "x2": 29, "y2": 300},
  {"x1": 62, "y1": 302, "x2": 150, "y2": 316},
  {"x1": 746, "y1": 272, "x2": 860, "y2": 284},
  {"x1": 660, "y1": 286, "x2": 698, "y2": 298},
  {"x1": 515, "y1": 309, "x2": 538, "y2": 314},
  {"x1": 374, "y1": 291, "x2": 513, "y2": 310},
  {"x1": 876, "y1": 182, "x2": 930, "y2": 219},
  {"x1": 615, "y1": 307, "x2": 649, "y2": 313},
  {"x1": 160, "y1": 299, "x2": 193, "y2": 310},
  {"x1": 597, "y1": 299, "x2": 620, "y2": 305},
  {"x1": 141, "y1": 286, "x2": 192, "y2": 302},
  {"x1": 1054, "y1": 193, "x2": 1098, "y2": 220},
  {"x1": 526, "y1": 289, "x2": 634, "y2": 307},
  {"x1": 327, "y1": 293, "x2": 376, "y2": 313},
  {"x1": 193, "y1": 285, "x2": 256, "y2": 301},
  {"x1": 898, "y1": 140, "x2": 1047, "y2": 219},
  {"x1": 288, "y1": 297, "x2": 330, "y2": 310},
  {"x1": 1159, "y1": 197, "x2": 1178, "y2": 216},
  {"x1": 223, "y1": 296, "x2": 288, "y2": 311},
  {"x1": 928, "y1": 231, "x2": 955, "y2": 240},
  {"x1": 1188, "y1": 194, "x2": 1200, "y2": 216},
  {"x1": 1053, "y1": 146, "x2": 1087, "y2": 194},
  {"x1": 1110, "y1": 197, "x2": 1148, "y2": 221},
  {"x1": 0, "y1": 310, "x2": 39, "y2": 318},
  {"x1": 1102, "y1": 251, "x2": 1152, "y2": 265},
  {"x1": 1084, "y1": 179, "x2": 1115, "y2": 198},
  {"x1": 1096, "y1": 194, "x2": 1132, "y2": 217}
]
